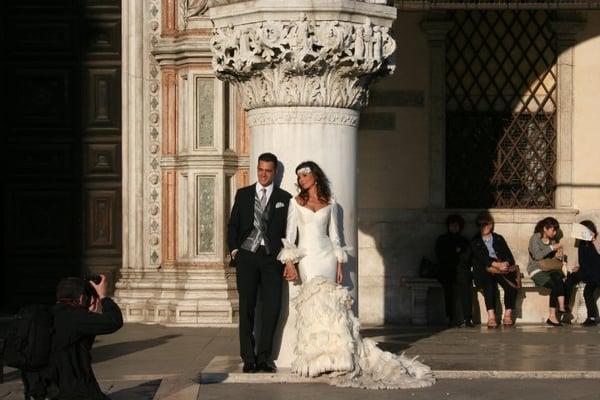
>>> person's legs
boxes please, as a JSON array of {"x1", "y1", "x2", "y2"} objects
[
  {"x1": 583, "y1": 282, "x2": 599, "y2": 322},
  {"x1": 550, "y1": 272, "x2": 566, "y2": 311},
  {"x1": 439, "y1": 276, "x2": 456, "y2": 325},
  {"x1": 543, "y1": 273, "x2": 564, "y2": 325},
  {"x1": 256, "y1": 250, "x2": 284, "y2": 366},
  {"x1": 236, "y1": 250, "x2": 260, "y2": 365},
  {"x1": 496, "y1": 276, "x2": 516, "y2": 325},
  {"x1": 456, "y1": 269, "x2": 474, "y2": 325},
  {"x1": 564, "y1": 270, "x2": 582, "y2": 310},
  {"x1": 483, "y1": 277, "x2": 498, "y2": 327}
]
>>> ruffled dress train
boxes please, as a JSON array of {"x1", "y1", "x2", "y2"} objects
[{"x1": 278, "y1": 198, "x2": 435, "y2": 389}]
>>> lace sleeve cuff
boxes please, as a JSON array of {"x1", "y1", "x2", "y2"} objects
[
  {"x1": 277, "y1": 239, "x2": 305, "y2": 264},
  {"x1": 333, "y1": 245, "x2": 352, "y2": 264}
]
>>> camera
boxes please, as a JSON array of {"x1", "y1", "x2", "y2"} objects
[{"x1": 84, "y1": 274, "x2": 102, "y2": 285}]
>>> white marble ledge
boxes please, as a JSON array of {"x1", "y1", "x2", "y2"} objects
[
  {"x1": 152, "y1": 37, "x2": 213, "y2": 66},
  {"x1": 358, "y1": 208, "x2": 580, "y2": 224},
  {"x1": 200, "y1": 356, "x2": 329, "y2": 384},
  {"x1": 201, "y1": 356, "x2": 600, "y2": 383},
  {"x1": 208, "y1": 0, "x2": 397, "y2": 27}
]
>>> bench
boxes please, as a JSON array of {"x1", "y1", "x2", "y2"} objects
[{"x1": 400, "y1": 276, "x2": 588, "y2": 325}]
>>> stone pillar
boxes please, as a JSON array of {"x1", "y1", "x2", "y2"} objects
[
  {"x1": 209, "y1": 0, "x2": 397, "y2": 366},
  {"x1": 115, "y1": 0, "x2": 241, "y2": 326},
  {"x1": 551, "y1": 14, "x2": 585, "y2": 209},
  {"x1": 421, "y1": 15, "x2": 453, "y2": 209}
]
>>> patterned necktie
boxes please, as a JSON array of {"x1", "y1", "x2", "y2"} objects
[{"x1": 260, "y1": 188, "x2": 267, "y2": 210}]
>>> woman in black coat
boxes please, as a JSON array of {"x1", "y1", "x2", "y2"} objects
[
  {"x1": 435, "y1": 214, "x2": 473, "y2": 327},
  {"x1": 471, "y1": 212, "x2": 519, "y2": 328},
  {"x1": 565, "y1": 220, "x2": 600, "y2": 326}
]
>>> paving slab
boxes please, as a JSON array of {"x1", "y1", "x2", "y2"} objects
[
  {"x1": 198, "y1": 380, "x2": 600, "y2": 400},
  {"x1": 2, "y1": 322, "x2": 600, "y2": 399}
]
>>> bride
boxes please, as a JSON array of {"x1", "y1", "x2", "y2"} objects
[{"x1": 277, "y1": 161, "x2": 435, "y2": 389}]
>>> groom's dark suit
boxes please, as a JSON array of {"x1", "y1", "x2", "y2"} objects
[{"x1": 228, "y1": 183, "x2": 291, "y2": 366}]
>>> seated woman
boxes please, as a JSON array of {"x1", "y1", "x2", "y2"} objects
[
  {"x1": 527, "y1": 217, "x2": 566, "y2": 326},
  {"x1": 565, "y1": 220, "x2": 600, "y2": 326},
  {"x1": 471, "y1": 212, "x2": 519, "y2": 328}
]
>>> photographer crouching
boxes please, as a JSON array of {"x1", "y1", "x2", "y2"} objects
[{"x1": 50, "y1": 274, "x2": 123, "y2": 400}]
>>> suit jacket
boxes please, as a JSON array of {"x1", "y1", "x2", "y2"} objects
[
  {"x1": 470, "y1": 232, "x2": 515, "y2": 287},
  {"x1": 227, "y1": 183, "x2": 292, "y2": 264}
]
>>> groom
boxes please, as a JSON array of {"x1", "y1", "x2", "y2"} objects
[{"x1": 227, "y1": 152, "x2": 296, "y2": 373}]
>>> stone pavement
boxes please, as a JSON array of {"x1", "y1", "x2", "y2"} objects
[{"x1": 2, "y1": 323, "x2": 600, "y2": 399}]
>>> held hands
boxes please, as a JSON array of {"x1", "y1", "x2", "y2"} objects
[
  {"x1": 283, "y1": 262, "x2": 298, "y2": 281},
  {"x1": 336, "y1": 263, "x2": 343, "y2": 284},
  {"x1": 492, "y1": 261, "x2": 510, "y2": 274},
  {"x1": 555, "y1": 248, "x2": 564, "y2": 260}
]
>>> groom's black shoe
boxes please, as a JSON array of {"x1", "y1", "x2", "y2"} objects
[
  {"x1": 256, "y1": 361, "x2": 277, "y2": 373},
  {"x1": 242, "y1": 362, "x2": 257, "y2": 373}
]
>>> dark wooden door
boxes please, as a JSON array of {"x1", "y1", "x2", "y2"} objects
[{"x1": 1, "y1": 0, "x2": 122, "y2": 312}]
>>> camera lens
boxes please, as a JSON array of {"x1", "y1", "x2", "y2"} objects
[{"x1": 85, "y1": 274, "x2": 102, "y2": 285}]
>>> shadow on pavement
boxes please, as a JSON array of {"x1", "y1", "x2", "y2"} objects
[
  {"x1": 92, "y1": 334, "x2": 182, "y2": 363},
  {"x1": 106, "y1": 379, "x2": 162, "y2": 400},
  {"x1": 361, "y1": 326, "x2": 448, "y2": 353}
]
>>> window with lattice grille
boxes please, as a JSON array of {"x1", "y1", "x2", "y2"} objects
[{"x1": 445, "y1": 10, "x2": 557, "y2": 208}]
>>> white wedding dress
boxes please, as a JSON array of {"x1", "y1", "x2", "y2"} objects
[{"x1": 277, "y1": 198, "x2": 435, "y2": 389}]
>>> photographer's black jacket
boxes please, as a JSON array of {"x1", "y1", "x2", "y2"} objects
[{"x1": 50, "y1": 298, "x2": 123, "y2": 400}]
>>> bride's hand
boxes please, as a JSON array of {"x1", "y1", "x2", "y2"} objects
[
  {"x1": 336, "y1": 263, "x2": 343, "y2": 284},
  {"x1": 283, "y1": 262, "x2": 298, "y2": 281}
]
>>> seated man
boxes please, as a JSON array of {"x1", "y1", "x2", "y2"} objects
[{"x1": 51, "y1": 275, "x2": 123, "y2": 400}]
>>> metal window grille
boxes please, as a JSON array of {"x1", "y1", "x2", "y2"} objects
[{"x1": 445, "y1": 10, "x2": 557, "y2": 208}]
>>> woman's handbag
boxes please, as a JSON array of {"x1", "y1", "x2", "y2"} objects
[
  {"x1": 501, "y1": 265, "x2": 521, "y2": 289},
  {"x1": 538, "y1": 258, "x2": 563, "y2": 272}
]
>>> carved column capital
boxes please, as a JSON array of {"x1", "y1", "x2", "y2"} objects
[{"x1": 209, "y1": 4, "x2": 396, "y2": 110}]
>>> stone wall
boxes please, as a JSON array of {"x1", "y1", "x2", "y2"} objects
[{"x1": 357, "y1": 10, "x2": 600, "y2": 325}]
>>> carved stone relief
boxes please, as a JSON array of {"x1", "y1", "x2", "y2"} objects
[
  {"x1": 149, "y1": 0, "x2": 162, "y2": 265},
  {"x1": 211, "y1": 16, "x2": 396, "y2": 110},
  {"x1": 247, "y1": 107, "x2": 360, "y2": 127}
]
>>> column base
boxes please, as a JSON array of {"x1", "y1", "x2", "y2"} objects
[{"x1": 115, "y1": 267, "x2": 239, "y2": 327}]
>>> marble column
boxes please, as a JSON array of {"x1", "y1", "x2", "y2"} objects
[
  {"x1": 421, "y1": 15, "x2": 453, "y2": 209},
  {"x1": 208, "y1": 0, "x2": 397, "y2": 367},
  {"x1": 551, "y1": 14, "x2": 585, "y2": 209}
]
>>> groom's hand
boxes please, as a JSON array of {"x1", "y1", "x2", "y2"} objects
[{"x1": 283, "y1": 263, "x2": 298, "y2": 281}]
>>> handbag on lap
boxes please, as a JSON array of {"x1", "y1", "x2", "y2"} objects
[{"x1": 537, "y1": 258, "x2": 563, "y2": 271}]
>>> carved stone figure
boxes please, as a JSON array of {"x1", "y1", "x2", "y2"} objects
[
  {"x1": 181, "y1": 0, "x2": 209, "y2": 28},
  {"x1": 354, "y1": 26, "x2": 365, "y2": 60}
]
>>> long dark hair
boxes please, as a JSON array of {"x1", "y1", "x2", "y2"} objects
[
  {"x1": 580, "y1": 220, "x2": 598, "y2": 236},
  {"x1": 534, "y1": 217, "x2": 560, "y2": 235},
  {"x1": 295, "y1": 161, "x2": 331, "y2": 205}
]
